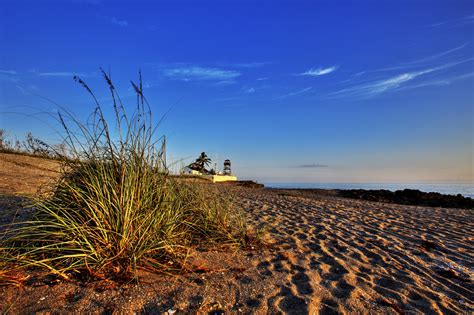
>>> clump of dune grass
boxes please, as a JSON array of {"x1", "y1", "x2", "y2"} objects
[{"x1": 1, "y1": 70, "x2": 250, "y2": 279}]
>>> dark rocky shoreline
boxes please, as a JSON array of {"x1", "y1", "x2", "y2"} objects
[
  {"x1": 337, "y1": 188, "x2": 474, "y2": 209},
  {"x1": 268, "y1": 187, "x2": 474, "y2": 209}
]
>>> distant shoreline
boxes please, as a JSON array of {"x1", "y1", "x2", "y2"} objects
[
  {"x1": 264, "y1": 182, "x2": 474, "y2": 198},
  {"x1": 266, "y1": 187, "x2": 474, "y2": 209}
]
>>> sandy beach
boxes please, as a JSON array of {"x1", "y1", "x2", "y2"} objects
[
  {"x1": 2, "y1": 0, "x2": 473, "y2": 313},
  {"x1": 229, "y1": 188, "x2": 473, "y2": 314},
  {"x1": 0, "y1": 153, "x2": 473, "y2": 314}
]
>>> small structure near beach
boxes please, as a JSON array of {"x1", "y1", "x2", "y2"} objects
[
  {"x1": 182, "y1": 168, "x2": 202, "y2": 176},
  {"x1": 206, "y1": 173, "x2": 237, "y2": 183},
  {"x1": 182, "y1": 152, "x2": 237, "y2": 183}
]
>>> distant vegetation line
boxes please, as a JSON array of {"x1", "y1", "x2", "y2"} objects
[{"x1": 0, "y1": 129, "x2": 67, "y2": 161}]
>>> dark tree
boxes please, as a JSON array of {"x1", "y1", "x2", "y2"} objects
[{"x1": 188, "y1": 152, "x2": 212, "y2": 173}]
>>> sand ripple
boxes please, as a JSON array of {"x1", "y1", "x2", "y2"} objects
[{"x1": 232, "y1": 188, "x2": 473, "y2": 314}]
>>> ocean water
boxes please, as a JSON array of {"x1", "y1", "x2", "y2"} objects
[{"x1": 264, "y1": 182, "x2": 474, "y2": 198}]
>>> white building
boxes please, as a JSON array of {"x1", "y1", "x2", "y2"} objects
[{"x1": 180, "y1": 166, "x2": 237, "y2": 183}]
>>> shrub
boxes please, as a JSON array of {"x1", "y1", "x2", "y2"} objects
[{"x1": 1, "y1": 70, "x2": 249, "y2": 279}]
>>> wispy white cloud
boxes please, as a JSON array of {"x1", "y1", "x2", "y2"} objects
[
  {"x1": 213, "y1": 80, "x2": 237, "y2": 86},
  {"x1": 141, "y1": 81, "x2": 159, "y2": 89},
  {"x1": 452, "y1": 14, "x2": 474, "y2": 26},
  {"x1": 277, "y1": 87, "x2": 312, "y2": 99},
  {"x1": 404, "y1": 43, "x2": 469, "y2": 65},
  {"x1": 0, "y1": 69, "x2": 17, "y2": 75},
  {"x1": 35, "y1": 71, "x2": 95, "y2": 78},
  {"x1": 104, "y1": 16, "x2": 128, "y2": 27},
  {"x1": 37, "y1": 72, "x2": 79, "y2": 77},
  {"x1": 344, "y1": 45, "x2": 471, "y2": 86},
  {"x1": 257, "y1": 77, "x2": 268, "y2": 81},
  {"x1": 445, "y1": 72, "x2": 474, "y2": 82},
  {"x1": 461, "y1": 14, "x2": 474, "y2": 22},
  {"x1": 223, "y1": 62, "x2": 270, "y2": 68},
  {"x1": 331, "y1": 68, "x2": 438, "y2": 98},
  {"x1": 162, "y1": 66, "x2": 241, "y2": 81},
  {"x1": 397, "y1": 72, "x2": 474, "y2": 91},
  {"x1": 426, "y1": 14, "x2": 474, "y2": 28},
  {"x1": 330, "y1": 56, "x2": 474, "y2": 99},
  {"x1": 299, "y1": 66, "x2": 338, "y2": 76},
  {"x1": 0, "y1": 68, "x2": 19, "y2": 81},
  {"x1": 242, "y1": 87, "x2": 255, "y2": 94},
  {"x1": 426, "y1": 20, "x2": 450, "y2": 28},
  {"x1": 0, "y1": 69, "x2": 19, "y2": 83},
  {"x1": 15, "y1": 85, "x2": 29, "y2": 95},
  {"x1": 0, "y1": 74, "x2": 20, "y2": 82},
  {"x1": 15, "y1": 84, "x2": 40, "y2": 96}
]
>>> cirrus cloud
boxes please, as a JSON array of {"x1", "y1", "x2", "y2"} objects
[
  {"x1": 276, "y1": 87, "x2": 313, "y2": 99},
  {"x1": 162, "y1": 66, "x2": 241, "y2": 81},
  {"x1": 0, "y1": 70, "x2": 17, "y2": 75},
  {"x1": 331, "y1": 57, "x2": 473, "y2": 98},
  {"x1": 104, "y1": 16, "x2": 128, "y2": 27},
  {"x1": 299, "y1": 66, "x2": 339, "y2": 76}
]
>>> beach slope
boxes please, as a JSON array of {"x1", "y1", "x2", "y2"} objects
[{"x1": 0, "y1": 153, "x2": 472, "y2": 313}]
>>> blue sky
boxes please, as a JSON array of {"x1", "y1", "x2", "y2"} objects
[{"x1": 0, "y1": 0, "x2": 473, "y2": 183}]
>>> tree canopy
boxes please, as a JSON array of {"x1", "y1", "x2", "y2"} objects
[{"x1": 188, "y1": 152, "x2": 211, "y2": 173}]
